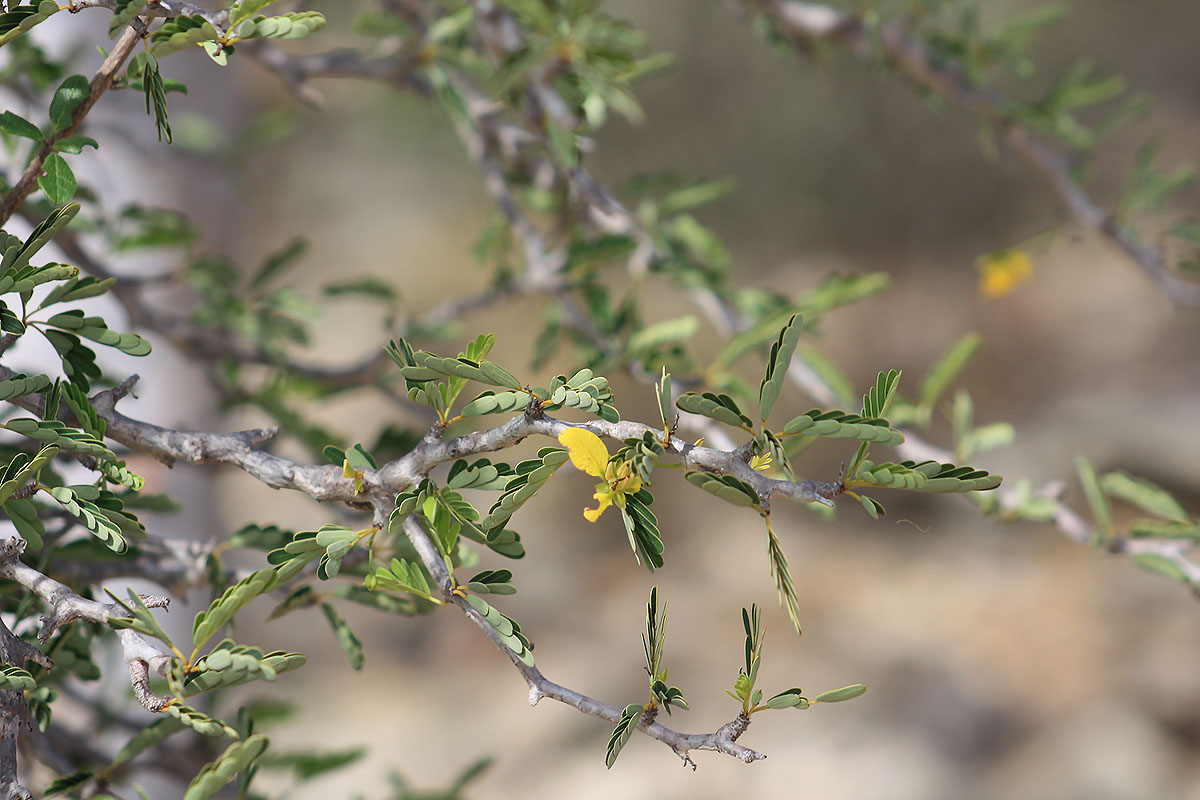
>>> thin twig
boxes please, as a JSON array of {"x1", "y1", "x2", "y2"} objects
[{"x1": 0, "y1": 23, "x2": 144, "y2": 226}]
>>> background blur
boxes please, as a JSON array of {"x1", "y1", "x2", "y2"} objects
[{"x1": 25, "y1": 0, "x2": 1200, "y2": 798}]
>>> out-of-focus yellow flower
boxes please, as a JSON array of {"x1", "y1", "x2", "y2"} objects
[
  {"x1": 977, "y1": 249, "x2": 1033, "y2": 297},
  {"x1": 559, "y1": 427, "x2": 642, "y2": 522},
  {"x1": 749, "y1": 452, "x2": 773, "y2": 471}
]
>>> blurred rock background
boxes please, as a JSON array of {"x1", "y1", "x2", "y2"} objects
[{"x1": 21, "y1": 0, "x2": 1200, "y2": 797}]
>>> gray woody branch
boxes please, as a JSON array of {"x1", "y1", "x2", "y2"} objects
[
  {"x1": 743, "y1": 0, "x2": 1200, "y2": 309},
  {"x1": 0, "y1": 538, "x2": 173, "y2": 715},
  {"x1": 0, "y1": 368, "x2": 834, "y2": 772},
  {"x1": 400, "y1": 516, "x2": 765, "y2": 768}
]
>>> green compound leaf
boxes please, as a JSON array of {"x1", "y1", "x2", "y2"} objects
[
  {"x1": 37, "y1": 275, "x2": 115, "y2": 308},
  {"x1": 4, "y1": 498, "x2": 44, "y2": 549},
  {"x1": 148, "y1": 15, "x2": 220, "y2": 57},
  {"x1": 620, "y1": 491, "x2": 664, "y2": 572},
  {"x1": 655, "y1": 368, "x2": 672, "y2": 435},
  {"x1": 108, "y1": 0, "x2": 148, "y2": 37},
  {"x1": 109, "y1": 718, "x2": 186, "y2": 769},
  {"x1": 38, "y1": 153, "x2": 76, "y2": 205},
  {"x1": 758, "y1": 313, "x2": 803, "y2": 422},
  {"x1": 182, "y1": 735, "x2": 269, "y2": 800},
  {"x1": 230, "y1": 0, "x2": 283, "y2": 27},
  {"x1": 192, "y1": 567, "x2": 278, "y2": 653},
  {"x1": 482, "y1": 447, "x2": 568, "y2": 531},
  {"x1": 675, "y1": 391, "x2": 754, "y2": 430},
  {"x1": 1129, "y1": 519, "x2": 1200, "y2": 540},
  {"x1": 321, "y1": 602, "x2": 364, "y2": 671},
  {"x1": 129, "y1": 51, "x2": 173, "y2": 143},
  {"x1": 446, "y1": 458, "x2": 516, "y2": 491},
  {"x1": 0, "y1": 301, "x2": 23, "y2": 335},
  {"x1": 106, "y1": 589, "x2": 172, "y2": 645},
  {"x1": 766, "y1": 522, "x2": 802, "y2": 634},
  {"x1": 4, "y1": 418, "x2": 113, "y2": 459},
  {"x1": 1075, "y1": 455, "x2": 1112, "y2": 543},
  {"x1": 41, "y1": 329, "x2": 101, "y2": 391},
  {"x1": 1101, "y1": 471, "x2": 1188, "y2": 521},
  {"x1": 0, "y1": 263, "x2": 77, "y2": 296},
  {"x1": 814, "y1": 684, "x2": 867, "y2": 703},
  {"x1": 465, "y1": 568, "x2": 516, "y2": 595},
  {"x1": 312, "y1": 524, "x2": 357, "y2": 580},
  {"x1": 919, "y1": 332, "x2": 982, "y2": 418},
  {"x1": 44, "y1": 310, "x2": 152, "y2": 356},
  {"x1": 0, "y1": 1, "x2": 61, "y2": 47},
  {"x1": 852, "y1": 459, "x2": 1002, "y2": 493},
  {"x1": 612, "y1": 432, "x2": 664, "y2": 484},
  {"x1": 267, "y1": 585, "x2": 318, "y2": 621},
  {"x1": 166, "y1": 703, "x2": 238, "y2": 739},
  {"x1": 0, "y1": 665, "x2": 35, "y2": 690},
  {"x1": 464, "y1": 594, "x2": 534, "y2": 666},
  {"x1": 400, "y1": 350, "x2": 521, "y2": 390},
  {"x1": 1131, "y1": 553, "x2": 1193, "y2": 585},
  {"x1": 543, "y1": 368, "x2": 619, "y2": 422},
  {"x1": 44, "y1": 771, "x2": 92, "y2": 798},
  {"x1": 781, "y1": 408, "x2": 903, "y2": 445},
  {"x1": 859, "y1": 494, "x2": 886, "y2": 519},
  {"x1": 460, "y1": 390, "x2": 530, "y2": 416},
  {"x1": 650, "y1": 680, "x2": 688, "y2": 714},
  {"x1": 0, "y1": 444, "x2": 58, "y2": 505},
  {"x1": 61, "y1": 381, "x2": 105, "y2": 439},
  {"x1": 1, "y1": 202, "x2": 79, "y2": 275},
  {"x1": 798, "y1": 346, "x2": 856, "y2": 408},
  {"x1": 643, "y1": 586, "x2": 664, "y2": 677},
  {"x1": 233, "y1": 11, "x2": 326, "y2": 41},
  {"x1": 257, "y1": 747, "x2": 368, "y2": 781},
  {"x1": 371, "y1": 558, "x2": 435, "y2": 601},
  {"x1": 49, "y1": 487, "x2": 127, "y2": 553},
  {"x1": 684, "y1": 470, "x2": 760, "y2": 507},
  {"x1": 605, "y1": 704, "x2": 644, "y2": 768},
  {"x1": 100, "y1": 460, "x2": 144, "y2": 491},
  {"x1": 765, "y1": 688, "x2": 810, "y2": 710},
  {"x1": 183, "y1": 640, "x2": 305, "y2": 695},
  {"x1": 626, "y1": 315, "x2": 698, "y2": 356},
  {"x1": 862, "y1": 369, "x2": 902, "y2": 419}
]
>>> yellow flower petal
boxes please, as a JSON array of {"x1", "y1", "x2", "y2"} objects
[
  {"x1": 583, "y1": 491, "x2": 612, "y2": 522},
  {"x1": 977, "y1": 249, "x2": 1033, "y2": 298},
  {"x1": 558, "y1": 427, "x2": 610, "y2": 478}
]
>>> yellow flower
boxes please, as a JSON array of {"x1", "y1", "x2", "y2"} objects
[
  {"x1": 977, "y1": 249, "x2": 1033, "y2": 298},
  {"x1": 749, "y1": 452, "x2": 772, "y2": 472},
  {"x1": 559, "y1": 427, "x2": 642, "y2": 522}
]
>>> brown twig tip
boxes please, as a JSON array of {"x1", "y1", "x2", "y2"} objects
[
  {"x1": 109, "y1": 374, "x2": 141, "y2": 402},
  {"x1": 0, "y1": 538, "x2": 26, "y2": 563},
  {"x1": 137, "y1": 594, "x2": 171, "y2": 610},
  {"x1": 247, "y1": 427, "x2": 280, "y2": 446}
]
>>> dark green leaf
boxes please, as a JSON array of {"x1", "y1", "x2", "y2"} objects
[
  {"x1": 320, "y1": 602, "x2": 364, "y2": 671},
  {"x1": 0, "y1": 110, "x2": 43, "y2": 140},
  {"x1": 48, "y1": 74, "x2": 88, "y2": 131},
  {"x1": 38, "y1": 153, "x2": 76, "y2": 204}
]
